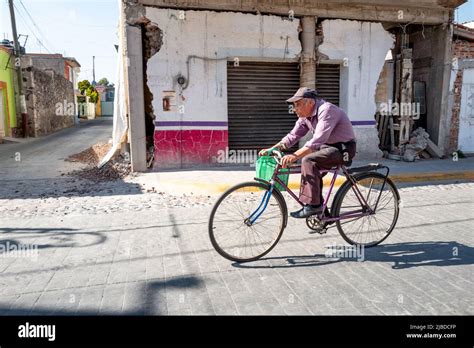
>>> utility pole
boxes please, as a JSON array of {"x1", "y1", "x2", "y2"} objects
[
  {"x1": 8, "y1": 0, "x2": 29, "y2": 137},
  {"x1": 92, "y1": 55, "x2": 96, "y2": 85}
]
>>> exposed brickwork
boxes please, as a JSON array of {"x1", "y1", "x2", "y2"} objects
[
  {"x1": 375, "y1": 61, "x2": 390, "y2": 105},
  {"x1": 449, "y1": 63, "x2": 463, "y2": 153}
]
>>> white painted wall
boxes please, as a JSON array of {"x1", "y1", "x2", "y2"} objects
[
  {"x1": 459, "y1": 68, "x2": 474, "y2": 153},
  {"x1": 318, "y1": 19, "x2": 394, "y2": 158},
  {"x1": 144, "y1": 10, "x2": 393, "y2": 158},
  {"x1": 318, "y1": 19, "x2": 394, "y2": 122},
  {"x1": 145, "y1": 8, "x2": 301, "y2": 130}
]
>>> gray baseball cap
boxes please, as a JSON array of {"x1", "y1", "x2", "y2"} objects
[{"x1": 286, "y1": 87, "x2": 317, "y2": 103}]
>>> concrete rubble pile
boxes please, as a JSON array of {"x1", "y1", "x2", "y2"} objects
[
  {"x1": 65, "y1": 142, "x2": 131, "y2": 182},
  {"x1": 402, "y1": 127, "x2": 430, "y2": 162}
]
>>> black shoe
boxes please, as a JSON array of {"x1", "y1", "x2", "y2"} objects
[{"x1": 290, "y1": 204, "x2": 323, "y2": 219}]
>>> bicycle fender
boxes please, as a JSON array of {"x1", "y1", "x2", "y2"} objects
[
  {"x1": 254, "y1": 177, "x2": 288, "y2": 228},
  {"x1": 330, "y1": 172, "x2": 400, "y2": 216}
]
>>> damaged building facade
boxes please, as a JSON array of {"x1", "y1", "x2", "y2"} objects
[
  {"x1": 120, "y1": 0, "x2": 466, "y2": 171},
  {"x1": 449, "y1": 23, "x2": 474, "y2": 155},
  {"x1": 20, "y1": 54, "x2": 81, "y2": 137}
]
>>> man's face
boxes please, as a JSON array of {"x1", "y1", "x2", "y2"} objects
[{"x1": 293, "y1": 98, "x2": 315, "y2": 118}]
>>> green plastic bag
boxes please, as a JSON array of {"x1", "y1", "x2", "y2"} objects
[{"x1": 255, "y1": 155, "x2": 289, "y2": 191}]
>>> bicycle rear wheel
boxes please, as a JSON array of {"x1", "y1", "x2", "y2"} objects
[
  {"x1": 332, "y1": 172, "x2": 400, "y2": 247},
  {"x1": 209, "y1": 181, "x2": 287, "y2": 262}
]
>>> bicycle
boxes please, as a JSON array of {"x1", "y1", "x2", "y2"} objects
[{"x1": 209, "y1": 149, "x2": 400, "y2": 263}]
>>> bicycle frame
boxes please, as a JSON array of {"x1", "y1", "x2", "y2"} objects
[{"x1": 251, "y1": 160, "x2": 386, "y2": 225}]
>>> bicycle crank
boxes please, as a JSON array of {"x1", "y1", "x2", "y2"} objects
[{"x1": 306, "y1": 216, "x2": 328, "y2": 234}]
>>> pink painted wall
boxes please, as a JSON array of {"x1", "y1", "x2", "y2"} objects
[{"x1": 154, "y1": 129, "x2": 228, "y2": 168}]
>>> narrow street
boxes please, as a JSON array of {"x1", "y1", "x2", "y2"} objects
[
  {"x1": 0, "y1": 117, "x2": 112, "y2": 181},
  {"x1": 0, "y1": 118, "x2": 473, "y2": 315}
]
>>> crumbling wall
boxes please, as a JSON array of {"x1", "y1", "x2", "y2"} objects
[
  {"x1": 318, "y1": 19, "x2": 394, "y2": 158},
  {"x1": 122, "y1": 0, "x2": 162, "y2": 166},
  {"x1": 145, "y1": 8, "x2": 301, "y2": 167},
  {"x1": 23, "y1": 66, "x2": 75, "y2": 137},
  {"x1": 140, "y1": 18, "x2": 162, "y2": 155},
  {"x1": 411, "y1": 24, "x2": 453, "y2": 152}
]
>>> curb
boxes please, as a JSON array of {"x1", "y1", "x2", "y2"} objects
[
  {"x1": 390, "y1": 171, "x2": 474, "y2": 183},
  {"x1": 156, "y1": 170, "x2": 474, "y2": 195}
]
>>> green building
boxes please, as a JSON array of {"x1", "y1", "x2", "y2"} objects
[{"x1": 0, "y1": 46, "x2": 17, "y2": 138}]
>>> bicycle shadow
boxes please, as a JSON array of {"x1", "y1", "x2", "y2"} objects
[{"x1": 232, "y1": 241, "x2": 474, "y2": 270}]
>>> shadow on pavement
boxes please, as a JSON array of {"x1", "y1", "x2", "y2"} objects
[
  {"x1": 143, "y1": 275, "x2": 204, "y2": 315},
  {"x1": 0, "y1": 227, "x2": 107, "y2": 250},
  {"x1": 0, "y1": 274, "x2": 204, "y2": 316},
  {"x1": 233, "y1": 241, "x2": 474, "y2": 270}
]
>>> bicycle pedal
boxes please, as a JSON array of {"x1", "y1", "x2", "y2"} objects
[
  {"x1": 319, "y1": 227, "x2": 328, "y2": 234},
  {"x1": 308, "y1": 227, "x2": 327, "y2": 235}
]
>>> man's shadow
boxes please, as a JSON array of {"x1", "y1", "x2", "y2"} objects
[{"x1": 233, "y1": 241, "x2": 473, "y2": 269}]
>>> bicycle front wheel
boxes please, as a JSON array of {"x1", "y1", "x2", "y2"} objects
[
  {"x1": 209, "y1": 181, "x2": 287, "y2": 262},
  {"x1": 332, "y1": 172, "x2": 400, "y2": 247}
]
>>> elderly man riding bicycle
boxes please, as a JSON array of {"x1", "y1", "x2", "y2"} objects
[{"x1": 259, "y1": 87, "x2": 357, "y2": 219}]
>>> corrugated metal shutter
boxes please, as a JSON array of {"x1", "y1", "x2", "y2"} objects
[
  {"x1": 227, "y1": 62, "x2": 300, "y2": 151},
  {"x1": 316, "y1": 63, "x2": 340, "y2": 106}
]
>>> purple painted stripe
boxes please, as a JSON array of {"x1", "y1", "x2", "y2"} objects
[
  {"x1": 155, "y1": 121, "x2": 228, "y2": 127},
  {"x1": 351, "y1": 120, "x2": 376, "y2": 126},
  {"x1": 155, "y1": 120, "x2": 374, "y2": 127}
]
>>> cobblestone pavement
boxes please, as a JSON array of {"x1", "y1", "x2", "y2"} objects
[{"x1": 0, "y1": 180, "x2": 473, "y2": 315}]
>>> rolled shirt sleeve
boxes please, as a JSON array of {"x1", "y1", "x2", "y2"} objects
[
  {"x1": 304, "y1": 105, "x2": 339, "y2": 151},
  {"x1": 280, "y1": 118, "x2": 309, "y2": 149}
]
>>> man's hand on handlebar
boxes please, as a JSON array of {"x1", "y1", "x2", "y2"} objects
[
  {"x1": 281, "y1": 154, "x2": 297, "y2": 168},
  {"x1": 259, "y1": 143, "x2": 288, "y2": 157},
  {"x1": 258, "y1": 148, "x2": 275, "y2": 157}
]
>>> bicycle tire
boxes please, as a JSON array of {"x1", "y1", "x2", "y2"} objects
[
  {"x1": 209, "y1": 181, "x2": 287, "y2": 262},
  {"x1": 331, "y1": 172, "x2": 400, "y2": 247}
]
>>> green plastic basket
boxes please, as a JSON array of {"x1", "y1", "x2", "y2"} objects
[{"x1": 255, "y1": 155, "x2": 289, "y2": 191}]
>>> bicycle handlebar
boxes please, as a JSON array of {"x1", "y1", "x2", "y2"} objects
[
  {"x1": 259, "y1": 148, "x2": 293, "y2": 167},
  {"x1": 266, "y1": 148, "x2": 286, "y2": 166}
]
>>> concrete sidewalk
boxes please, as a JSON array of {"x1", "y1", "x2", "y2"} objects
[{"x1": 133, "y1": 157, "x2": 474, "y2": 195}]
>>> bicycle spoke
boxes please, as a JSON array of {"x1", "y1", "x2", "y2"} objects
[
  {"x1": 336, "y1": 174, "x2": 398, "y2": 246},
  {"x1": 210, "y1": 183, "x2": 285, "y2": 261}
]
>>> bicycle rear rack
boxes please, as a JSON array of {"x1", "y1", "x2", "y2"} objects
[{"x1": 346, "y1": 163, "x2": 389, "y2": 175}]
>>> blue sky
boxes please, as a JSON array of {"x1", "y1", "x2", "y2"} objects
[
  {"x1": 1, "y1": 0, "x2": 473, "y2": 85},
  {"x1": 456, "y1": 0, "x2": 474, "y2": 24},
  {"x1": 1, "y1": 0, "x2": 119, "y2": 84}
]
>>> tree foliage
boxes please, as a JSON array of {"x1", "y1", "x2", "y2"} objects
[
  {"x1": 98, "y1": 77, "x2": 110, "y2": 86},
  {"x1": 78, "y1": 80, "x2": 99, "y2": 103},
  {"x1": 78, "y1": 80, "x2": 91, "y2": 95}
]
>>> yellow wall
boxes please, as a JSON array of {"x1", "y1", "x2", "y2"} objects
[
  {"x1": 95, "y1": 98, "x2": 101, "y2": 116},
  {"x1": 0, "y1": 48, "x2": 17, "y2": 135}
]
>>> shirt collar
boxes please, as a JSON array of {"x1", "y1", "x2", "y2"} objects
[{"x1": 310, "y1": 98, "x2": 324, "y2": 118}]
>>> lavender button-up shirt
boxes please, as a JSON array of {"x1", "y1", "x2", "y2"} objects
[{"x1": 280, "y1": 98, "x2": 356, "y2": 151}]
